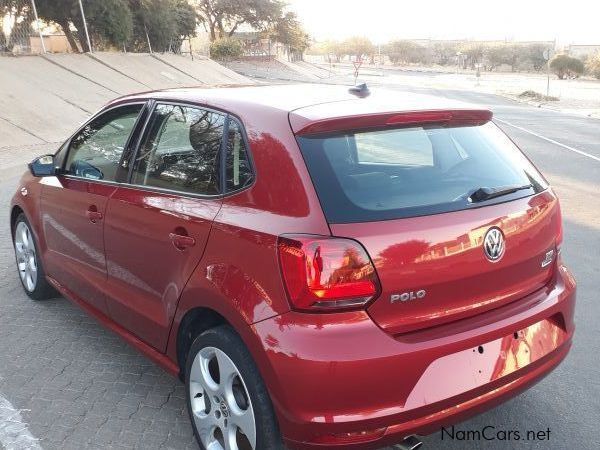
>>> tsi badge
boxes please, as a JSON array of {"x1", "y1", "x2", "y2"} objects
[{"x1": 391, "y1": 290, "x2": 426, "y2": 303}]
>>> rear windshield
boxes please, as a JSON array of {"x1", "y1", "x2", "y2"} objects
[{"x1": 296, "y1": 122, "x2": 547, "y2": 223}]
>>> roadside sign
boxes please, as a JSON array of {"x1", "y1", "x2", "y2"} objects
[
  {"x1": 353, "y1": 58, "x2": 363, "y2": 83},
  {"x1": 543, "y1": 49, "x2": 551, "y2": 61}
]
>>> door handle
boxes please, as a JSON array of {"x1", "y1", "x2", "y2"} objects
[
  {"x1": 169, "y1": 232, "x2": 196, "y2": 250},
  {"x1": 86, "y1": 207, "x2": 103, "y2": 223}
]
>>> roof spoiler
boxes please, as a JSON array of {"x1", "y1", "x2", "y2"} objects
[{"x1": 294, "y1": 109, "x2": 493, "y2": 136}]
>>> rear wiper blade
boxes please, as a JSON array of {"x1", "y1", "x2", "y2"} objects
[{"x1": 469, "y1": 184, "x2": 532, "y2": 203}]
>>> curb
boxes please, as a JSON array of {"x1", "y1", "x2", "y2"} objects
[{"x1": 495, "y1": 92, "x2": 600, "y2": 120}]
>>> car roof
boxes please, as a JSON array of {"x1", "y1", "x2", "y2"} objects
[{"x1": 109, "y1": 84, "x2": 483, "y2": 129}]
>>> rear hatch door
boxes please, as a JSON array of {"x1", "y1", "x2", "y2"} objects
[
  {"x1": 294, "y1": 108, "x2": 559, "y2": 334},
  {"x1": 331, "y1": 192, "x2": 559, "y2": 335}
]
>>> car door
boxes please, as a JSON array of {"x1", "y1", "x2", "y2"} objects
[
  {"x1": 41, "y1": 103, "x2": 146, "y2": 314},
  {"x1": 103, "y1": 103, "x2": 225, "y2": 351}
]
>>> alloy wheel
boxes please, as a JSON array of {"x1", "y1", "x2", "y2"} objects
[
  {"x1": 189, "y1": 346, "x2": 256, "y2": 450},
  {"x1": 14, "y1": 221, "x2": 37, "y2": 292}
]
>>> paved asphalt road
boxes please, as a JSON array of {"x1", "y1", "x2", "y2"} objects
[{"x1": 0, "y1": 86, "x2": 598, "y2": 450}]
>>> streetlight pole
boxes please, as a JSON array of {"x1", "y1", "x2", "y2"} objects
[
  {"x1": 546, "y1": 60, "x2": 550, "y2": 97},
  {"x1": 78, "y1": 0, "x2": 93, "y2": 53},
  {"x1": 30, "y1": 0, "x2": 45, "y2": 54},
  {"x1": 543, "y1": 48, "x2": 551, "y2": 97}
]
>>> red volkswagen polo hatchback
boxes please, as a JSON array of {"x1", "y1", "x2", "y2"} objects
[{"x1": 10, "y1": 85, "x2": 575, "y2": 450}]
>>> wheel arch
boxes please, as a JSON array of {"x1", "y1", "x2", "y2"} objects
[
  {"x1": 10, "y1": 205, "x2": 24, "y2": 236},
  {"x1": 175, "y1": 307, "x2": 231, "y2": 380}
]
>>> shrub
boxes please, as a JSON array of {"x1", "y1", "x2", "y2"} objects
[
  {"x1": 210, "y1": 37, "x2": 244, "y2": 61},
  {"x1": 518, "y1": 90, "x2": 559, "y2": 102},
  {"x1": 587, "y1": 53, "x2": 600, "y2": 79},
  {"x1": 550, "y1": 54, "x2": 585, "y2": 79},
  {"x1": 384, "y1": 40, "x2": 427, "y2": 65}
]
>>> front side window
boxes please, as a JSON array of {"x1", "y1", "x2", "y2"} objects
[
  {"x1": 65, "y1": 104, "x2": 143, "y2": 181},
  {"x1": 131, "y1": 104, "x2": 225, "y2": 195}
]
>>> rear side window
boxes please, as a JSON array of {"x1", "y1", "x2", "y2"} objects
[
  {"x1": 225, "y1": 120, "x2": 253, "y2": 192},
  {"x1": 131, "y1": 104, "x2": 225, "y2": 196},
  {"x1": 297, "y1": 122, "x2": 548, "y2": 223}
]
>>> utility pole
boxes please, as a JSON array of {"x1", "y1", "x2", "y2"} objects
[
  {"x1": 145, "y1": 25, "x2": 153, "y2": 53},
  {"x1": 78, "y1": 0, "x2": 93, "y2": 53},
  {"x1": 546, "y1": 60, "x2": 550, "y2": 97},
  {"x1": 543, "y1": 48, "x2": 551, "y2": 97},
  {"x1": 30, "y1": 0, "x2": 45, "y2": 54}
]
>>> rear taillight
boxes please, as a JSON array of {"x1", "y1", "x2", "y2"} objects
[
  {"x1": 556, "y1": 200, "x2": 563, "y2": 255},
  {"x1": 277, "y1": 234, "x2": 380, "y2": 312}
]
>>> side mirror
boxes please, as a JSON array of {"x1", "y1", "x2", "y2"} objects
[{"x1": 29, "y1": 154, "x2": 58, "y2": 177}]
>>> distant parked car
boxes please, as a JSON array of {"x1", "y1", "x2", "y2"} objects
[{"x1": 11, "y1": 85, "x2": 575, "y2": 450}]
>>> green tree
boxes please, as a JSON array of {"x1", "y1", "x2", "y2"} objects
[
  {"x1": 1, "y1": 0, "x2": 34, "y2": 51},
  {"x1": 431, "y1": 41, "x2": 458, "y2": 65},
  {"x1": 36, "y1": 0, "x2": 196, "y2": 53},
  {"x1": 343, "y1": 36, "x2": 374, "y2": 61},
  {"x1": 484, "y1": 44, "x2": 522, "y2": 72},
  {"x1": 504, "y1": 44, "x2": 523, "y2": 72},
  {"x1": 484, "y1": 44, "x2": 509, "y2": 71},
  {"x1": 384, "y1": 40, "x2": 426, "y2": 65},
  {"x1": 270, "y1": 12, "x2": 309, "y2": 61},
  {"x1": 304, "y1": 40, "x2": 329, "y2": 56},
  {"x1": 209, "y1": 36, "x2": 243, "y2": 60},
  {"x1": 175, "y1": 0, "x2": 199, "y2": 38},
  {"x1": 129, "y1": 0, "x2": 197, "y2": 52},
  {"x1": 86, "y1": 0, "x2": 133, "y2": 50},
  {"x1": 37, "y1": 0, "x2": 133, "y2": 52},
  {"x1": 459, "y1": 42, "x2": 485, "y2": 69},
  {"x1": 524, "y1": 43, "x2": 551, "y2": 71},
  {"x1": 1, "y1": 1, "x2": 22, "y2": 50},
  {"x1": 194, "y1": 0, "x2": 284, "y2": 41},
  {"x1": 550, "y1": 54, "x2": 585, "y2": 79},
  {"x1": 586, "y1": 53, "x2": 600, "y2": 79},
  {"x1": 36, "y1": 0, "x2": 82, "y2": 52},
  {"x1": 327, "y1": 40, "x2": 347, "y2": 62}
]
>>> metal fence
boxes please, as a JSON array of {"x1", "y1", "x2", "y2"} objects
[
  {"x1": 1, "y1": 0, "x2": 210, "y2": 57},
  {"x1": 0, "y1": 0, "x2": 45, "y2": 54}
]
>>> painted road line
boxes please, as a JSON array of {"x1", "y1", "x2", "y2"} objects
[
  {"x1": 0, "y1": 395, "x2": 42, "y2": 450},
  {"x1": 495, "y1": 118, "x2": 600, "y2": 163}
]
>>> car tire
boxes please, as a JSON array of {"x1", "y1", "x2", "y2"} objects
[
  {"x1": 185, "y1": 325, "x2": 284, "y2": 450},
  {"x1": 13, "y1": 213, "x2": 56, "y2": 301}
]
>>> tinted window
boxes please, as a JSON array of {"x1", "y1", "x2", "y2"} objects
[
  {"x1": 225, "y1": 120, "x2": 253, "y2": 192},
  {"x1": 65, "y1": 104, "x2": 143, "y2": 181},
  {"x1": 132, "y1": 104, "x2": 225, "y2": 195},
  {"x1": 297, "y1": 122, "x2": 548, "y2": 223}
]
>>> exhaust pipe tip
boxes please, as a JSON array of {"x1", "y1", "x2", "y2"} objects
[{"x1": 394, "y1": 435, "x2": 423, "y2": 450}]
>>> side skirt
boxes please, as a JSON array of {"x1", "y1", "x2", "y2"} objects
[{"x1": 47, "y1": 276, "x2": 180, "y2": 378}]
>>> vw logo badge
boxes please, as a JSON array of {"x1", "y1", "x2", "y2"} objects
[{"x1": 484, "y1": 227, "x2": 505, "y2": 262}]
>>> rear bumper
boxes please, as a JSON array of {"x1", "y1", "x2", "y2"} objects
[{"x1": 252, "y1": 263, "x2": 576, "y2": 449}]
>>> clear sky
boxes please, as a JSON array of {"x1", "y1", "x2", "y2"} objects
[{"x1": 288, "y1": 0, "x2": 600, "y2": 45}]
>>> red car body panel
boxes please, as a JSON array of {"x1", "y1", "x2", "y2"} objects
[
  {"x1": 334, "y1": 190, "x2": 560, "y2": 335},
  {"x1": 254, "y1": 264, "x2": 574, "y2": 449},
  {"x1": 103, "y1": 185, "x2": 222, "y2": 351},
  {"x1": 10, "y1": 85, "x2": 576, "y2": 449},
  {"x1": 41, "y1": 176, "x2": 115, "y2": 315}
]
